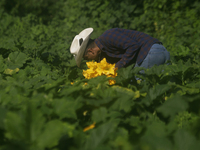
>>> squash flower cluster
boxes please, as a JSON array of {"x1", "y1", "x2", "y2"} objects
[{"x1": 82, "y1": 58, "x2": 118, "y2": 85}]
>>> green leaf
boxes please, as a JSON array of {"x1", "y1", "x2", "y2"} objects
[
  {"x1": 148, "y1": 84, "x2": 171, "y2": 101},
  {"x1": 0, "y1": 55, "x2": 6, "y2": 72},
  {"x1": 142, "y1": 84, "x2": 171, "y2": 106},
  {"x1": 140, "y1": 122, "x2": 173, "y2": 150},
  {"x1": 175, "y1": 84, "x2": 200, "y2": 95},
  {"x1": 92, "y1": 107, "x2": 107, "y2": 123},
  {"x1": 83, "y1": 121, "x2": 118, "y2": 150},
  {"x1": 157, "y1": 95, "x2": 188, "y2": 118},
  {"x1": 109, "y1": 94, "x2": 134, "y2": 113},
  {"x1": 4, "y1": 102, "x2": 45, "y2": 143},
  {"x1": 174, "y1": 129, "x2": 200, "y2": 150},
  {"x1": 0, "y1": 107, "x2": 7, "y2": 129},
  {"x1": 54, "y1": 98, "x2": 81, "y2": 119},
  {"x1": 125, "y1": 116, "x2": 143, "y2": 134},
  {"x1": 112, "y1": 85, "x2": 140, "y2": 99},
  {"x1": 109, "y1": 128, "x2": 132, "y2": 150},
  {"x1": 23, "y1": 39, "x2": 37, "y2": 49},
  {"x1": 37, "y1": 120, "x2": 65, "y2": 149},
  {"x1": 87, "y1": 75, "x2": 108, "y2": 85},
  {"x1": 0, "y1": 38, "x2": 18, "y2": 51},
  {"x1": 107, "y1": 111, "x2": 122, "y2": 119},
  {"x1": 7, "y1": 52, "x2": 27, "y2": 69},
  {"x1": 115, "y1": 64, "x2": 135, "y2": 85},
  {"x1": 5, "y1": 112, "x2": 27, "y2": 140}
]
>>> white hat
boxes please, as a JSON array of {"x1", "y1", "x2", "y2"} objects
[{"x1": 70, "y1": 28, "x2": 94, "y2": 67}]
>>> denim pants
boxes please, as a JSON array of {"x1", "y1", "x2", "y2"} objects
[{"x1": 134, "y1": 43, "x2": 170, "y2": 79}]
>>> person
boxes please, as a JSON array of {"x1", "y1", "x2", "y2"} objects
[{"x1": 70, "y1": 28, "x2": 170, "y2": 77}]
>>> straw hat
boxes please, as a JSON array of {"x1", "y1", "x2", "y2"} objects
[{"x1": 70, "y1": 28, "x2": 93, "y2": 67}]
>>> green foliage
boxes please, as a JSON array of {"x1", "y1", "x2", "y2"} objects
[{"x1": 0, "y1": 0, "x2": 200, "y2": 149}]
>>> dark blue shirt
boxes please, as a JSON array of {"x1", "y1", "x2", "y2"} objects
[{"x1": 95, "y1": 28, "x2": 161, "y2": 69}]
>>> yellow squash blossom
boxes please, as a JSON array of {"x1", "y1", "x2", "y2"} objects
[
  {"x1": 83, "y1": 122, "x2": 96, "y2": 132},
  {"x1": 82, "y1": 58, "x2": 118, "y2": 85},
  {"x1": 109, "y1": 79, "x2": 116, "y2": 85}
]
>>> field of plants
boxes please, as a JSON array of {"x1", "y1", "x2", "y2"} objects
[{"x1": 0, "y1": 0, "x2": 200, "y2": 149}]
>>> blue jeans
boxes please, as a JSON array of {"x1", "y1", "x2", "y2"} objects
[{"x1": 134, "y1": 43, "x2": 170, "y2": 79}]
